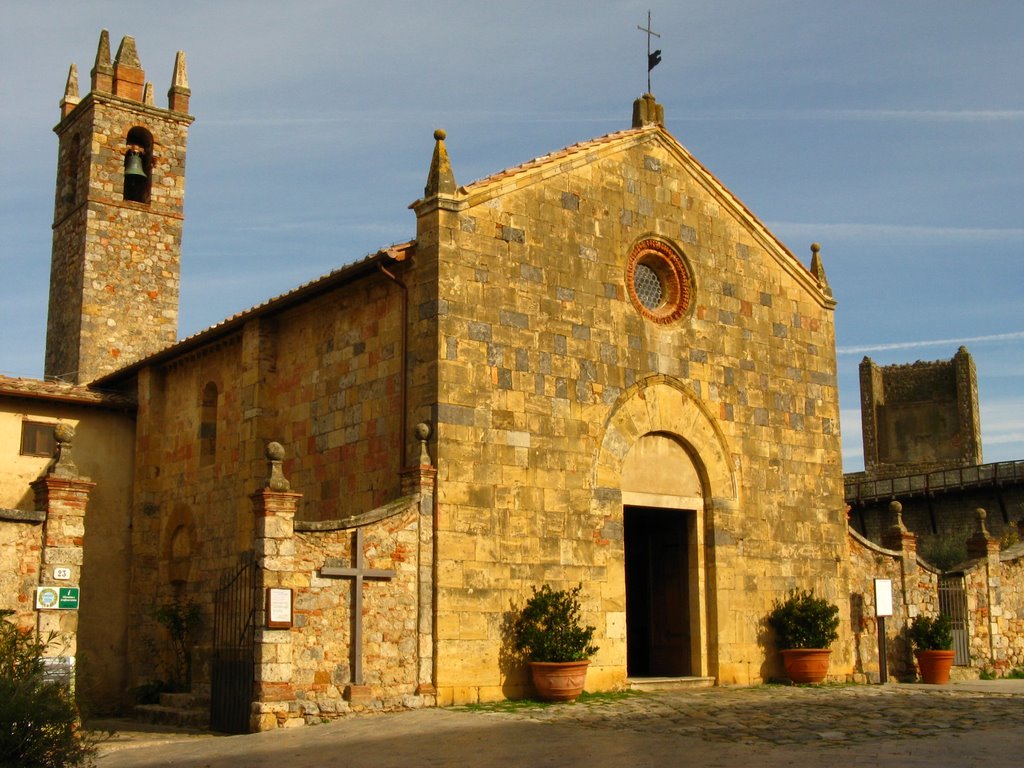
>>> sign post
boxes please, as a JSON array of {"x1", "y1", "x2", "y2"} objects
[{"x1": 874, "y1": 579, "x2": 893, "y2": 683}]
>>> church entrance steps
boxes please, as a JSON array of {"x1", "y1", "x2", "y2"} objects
[
  {"x1": 133, "y1": 692, "x2": 210, "y2": 730},
  {"x1": 627, "y1": 676, "x2": 715, "y2": 692}
]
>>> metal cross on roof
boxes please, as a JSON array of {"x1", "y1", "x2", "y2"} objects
[
  {"x1": 637, "y1": 10, "x2": 662, "y2": 94},
  {"x1": 320, "y1": 527, "x2": 396, "y2": 685}
]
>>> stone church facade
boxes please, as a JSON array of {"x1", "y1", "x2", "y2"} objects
[{"x1": 1, "y1": 32, "x2": 855, "y2": 727}]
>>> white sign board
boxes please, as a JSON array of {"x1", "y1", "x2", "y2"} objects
[
  {"x1": 53, "y1": 567, "x2": 72, "y2": 581},
  {"x1": 874, "y1": 578, "x2": 893, "y2": 617},
  {"x1": 266, "y1": 588, "x2": 293, "y2": 629}
]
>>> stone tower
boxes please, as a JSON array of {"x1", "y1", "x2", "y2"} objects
[{"x1": 45, "y1": 30, "x2": 193, "y2": 383}]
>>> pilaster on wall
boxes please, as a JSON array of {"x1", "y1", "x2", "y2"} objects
[
  {"x1": 967, "y1": 508, "x2": 1002, "y2": 667},
  {"x1": 400, "y1": 422, "x2": 438, "y2": 696},
  {"x1": 250, "y1": 441, "x2": 302, "y2": 732},
  {"x1": 30, "y1": 425, "x2": 95, "y2": 664},
  {"x1": 880, "y1": 499, "x2": 920, "y2": 673}
]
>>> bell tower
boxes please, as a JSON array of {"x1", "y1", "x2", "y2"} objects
[{"x1": 46, "y1": 30, "x2": 193, "y2": 383}]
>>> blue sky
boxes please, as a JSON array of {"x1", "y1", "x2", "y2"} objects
[{"x1": 1, "y1": 1, "x2": 1021, "y2": 472}]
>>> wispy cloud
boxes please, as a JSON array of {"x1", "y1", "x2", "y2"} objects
[
  {"x1": 681, "y1": 108, "x2": 1024, "y2": 123},
  {"x1": 838, "y1": 331, "x2": 1024, "y2": 356},
  {"x1": 769, "y1": 221, "x2": 1024, "y2": 242}
]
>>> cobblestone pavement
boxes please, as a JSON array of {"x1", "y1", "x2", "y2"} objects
[
  {"x1": 93, "y1": 681, "x2": 1024, "y2": 768},
  {"x1": 482, "y1": 683, "x2": 1024, "y2": 746}
]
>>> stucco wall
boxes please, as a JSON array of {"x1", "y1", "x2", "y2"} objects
[{"x1": 0, "y1": 396, "x2": 135, "y2": 711}]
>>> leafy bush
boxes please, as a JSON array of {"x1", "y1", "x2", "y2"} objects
[
  {"x1": 152, "y1": 599, "x2": 201, "y2": 692},
  {"x1": 511, "y1": 584, "x2": 598, "y2": 662},
  {"x1": 909, "y1": 614, "x2": 953, "y2": 651},
  {"x1": 767, "y1": 590, "x2": 840, "y2": 650},
  {"x1": 0, "y1": 610, "x2": 96, "y2": 767},
  {"x1": 918, "y1": 534, "x2": 968, "y2": 572}
]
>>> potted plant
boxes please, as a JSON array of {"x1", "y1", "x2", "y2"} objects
[
  {"x1": 766, "y1": 589, "x2": 840, "y2": 684},
  {"x1": 510, "y1": 584, "x2": 599, "y2": 701},
  {"x1": 909, "y1": 614, "x2": 955, "y2": 684}
]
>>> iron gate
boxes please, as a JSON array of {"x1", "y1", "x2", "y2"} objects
[
  {"x1": 210, "y1": 554, "x2": 258, "y2": 733},
  {"x1": 938, "y1": 574, "x2": 970, "y2": 666}
]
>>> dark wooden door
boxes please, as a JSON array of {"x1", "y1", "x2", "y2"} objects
[{"x1": 625, "y1": 507, "x2": 690, "y2": 676}]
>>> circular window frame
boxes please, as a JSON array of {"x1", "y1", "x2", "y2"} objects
[{"x1": 626, "y1": 238, "x2": 693, "y2": 324}]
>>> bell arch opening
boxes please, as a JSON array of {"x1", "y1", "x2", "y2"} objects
[{"x1": 123, "y1": 126, "x2": 153, "y2": 204}]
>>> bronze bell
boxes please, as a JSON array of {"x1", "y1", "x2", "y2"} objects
[{"x1": 124, "y1": 151, "x2": 147, "y2": 178}]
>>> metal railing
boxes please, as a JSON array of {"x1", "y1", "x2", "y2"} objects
[{"x1": 845, "y1": 460, "x2": 1024, "y2": 505}]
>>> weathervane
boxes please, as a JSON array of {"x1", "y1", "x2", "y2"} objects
[{"x1": 637, "y1": 10, "x2": 662, "y2": 94}]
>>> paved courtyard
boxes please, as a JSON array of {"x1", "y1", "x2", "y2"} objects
[{"x1": 93, "y1": 680, "x2": 1024, "y2": 767}]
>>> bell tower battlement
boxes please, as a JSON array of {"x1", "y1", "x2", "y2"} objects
[{"x1": 46, "y1": 30, "x2": 194, "y2": 384}]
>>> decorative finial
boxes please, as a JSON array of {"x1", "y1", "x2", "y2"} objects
[
  {"x1": 113, "y1": 35, "x2": 145, "y2": 101},
  {"x1": 809, "y1": 242, "x2": 832, "y2": 298},
  {"x1": 114, "y1": 36, "x2": 142, "y2": 69},
  {"x1": 167, "y1": 51, "x2": 191, "y2": 112},
  {"x1": 424, "y1": 129, "x2": 456, "y2": 198},
  {"x1": 414, "y1": 422, "x2": 432, "y2": 467},
  {"x1": 266, "y1": 441, "x2": 290, "y2": 491},
  {"x1": 888, "y1": 500, "x2": 906, "y2": 532},
  {"x1": 91, "y1": 29, "x2": 113, "y2": 94},
  {"x1": 61, "y1": 64, "x2": 80, "y2": 117},
  {"x1": 975, "y1": 508, "x2": 990, "y2": 538},
  {"x1": 142, "y1": 81, "x2": 154, "y2": 105},
  {"x1": 48, "y1": 423, "x2": 80, "y2": 479}
]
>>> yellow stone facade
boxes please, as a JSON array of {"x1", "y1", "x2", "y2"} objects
[{"x1": 411, "y1": 119, "x2": 849, "y2": 701}]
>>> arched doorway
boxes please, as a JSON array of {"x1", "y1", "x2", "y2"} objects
[{"x1": 621, "y1": 433, "x2": 704, "y2": 677}]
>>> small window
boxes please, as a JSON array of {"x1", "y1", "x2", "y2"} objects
[
  {"x1": 199, "y1": 382, "x2": 218, "y2": 466},
  {"x1": 21, "y1": 422, "x2": 57, "y2": 457},
  {"x1": 626, "y1": 238, "x2": 693, "y2": 325}
]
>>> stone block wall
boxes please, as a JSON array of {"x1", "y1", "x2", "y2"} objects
[
  {"x1": 0, "y1": 510, "x2": 46, "y2": 632},
  {"x1": 127, "y1": 271, "x2": 407, "y2": 693},
  {"x1": 858, "y1": 348, "x2": 982, "y2": 478},
  {"x1": 47, "y1": 96, "x2": 191, "y2": 383},
  {"x1": 848, "y1": 509, "x2": 1024, "y2": 680},
  {"x1": 247, "y1": 452, "x2": 436, "y2": 730},
  {"x1": 848, "y1": 529, "x2": 940, "y2": 681},
  {"x1": 416, "y1": 127, "x2": 847, "y2": 700},
  {"x1": 997, "y1": 548, "x2": 1024, "y2": 670}
]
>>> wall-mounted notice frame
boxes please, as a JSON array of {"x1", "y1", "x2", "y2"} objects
[{"x1": 266, "y1": 588, "x2": 293, "y2": 629}]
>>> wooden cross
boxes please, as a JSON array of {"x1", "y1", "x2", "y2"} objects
[{"x1": 320, "y1": 527, "x2": 396, "y2": 685}]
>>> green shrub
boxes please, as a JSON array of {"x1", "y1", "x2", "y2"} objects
[
  {"x1": 918, "y1": 534, "x2": 968, "y2": 572},
  {"x1": 510, "y1": 584, "x2": 598, "y2": 663},
  {"x1": 0, "y1": 610, "x2": 96, "y2": 767},
  {"x1": 767, "y1": 590, "x2": 840, "y2": 650},
  {"x1": 909, "y1": 614, "x2": 953, "y2": 651},
  {"x1": 152, "y1": 599, "x2": 201, "y2": 692}
]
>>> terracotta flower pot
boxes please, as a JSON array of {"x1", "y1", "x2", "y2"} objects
[
  {"x1": 780, "y1": 648, "x2": 832, "y2": 684},
  {"x1": 915, "y1": 650, "x2": 955, "y2": 684},
  {"x1": 528, "y1": 660, "x2": 590, "y2": 701}
]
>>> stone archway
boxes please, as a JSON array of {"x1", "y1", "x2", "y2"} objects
[{"x1": 593, "y1": 376, "x2": 737, "y2": 680}]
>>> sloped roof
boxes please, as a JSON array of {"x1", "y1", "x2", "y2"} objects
[
  {"x1": 0, "y1": 374, "x2": 136, "y2": 409},
  {"x1": 93, "y1": 242, "x2": 413, "y2": 386}
]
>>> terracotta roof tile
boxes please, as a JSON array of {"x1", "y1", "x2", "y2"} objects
[
  {"x1": 0, "y1": 374, "x2": 136, "y2": 409},
  {"x1": 462, "y1": 127, "x2": 646, "y2": 192}
]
